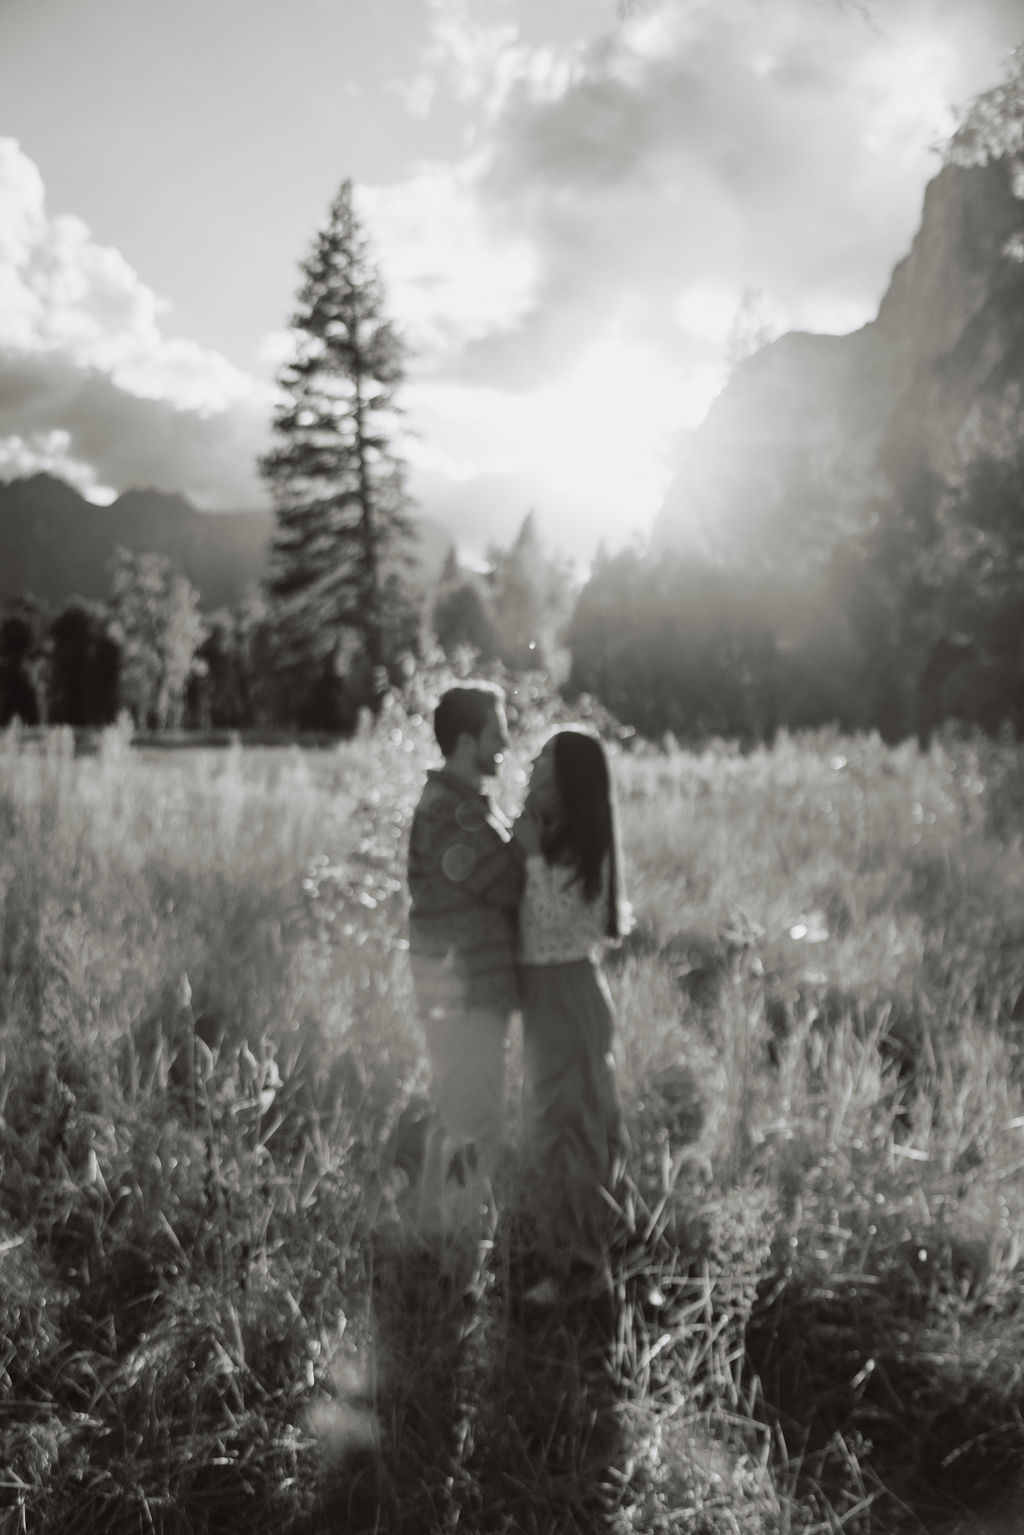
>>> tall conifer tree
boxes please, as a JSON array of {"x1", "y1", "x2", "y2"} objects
[
  {"x1": 488, "y1": 511, "x2": 574, "y2": 673},
  {"x1": 260, "y1": 180, "x2": 413, "y2": 713}
]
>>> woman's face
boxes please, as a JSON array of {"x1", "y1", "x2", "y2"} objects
[{"x1": 526, "y1": 737, "x2": 560, "y2": 818}]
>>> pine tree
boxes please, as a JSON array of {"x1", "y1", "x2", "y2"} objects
[
  {"x1": 488, "y1": 511, "x2": 574, "y2": 674},
  {"x1": 260, "y1": 179, "x2": 414, "y2": 716},
  {"x1": 431, "y1": 548, "x2": 498, "y2": 659}
]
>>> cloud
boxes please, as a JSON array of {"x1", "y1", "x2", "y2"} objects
[
  {"x1": 3, "y1": 0, "x2": 1018, "y2": 559},
  {"x1": 0, "y1": 138, "x2": 273, "y2": 507},
  {"x1": 392, "y1": 0, "x2": 580, "y2": 127},
  {"x1": 365, "y1": 0, "x2": 1022, "y2": 561},
  {"x1": 0, "y1": 348, "x2": 271, "y2": 507},
  {"x1": 432, "y1": 0, "x2": 1022, "y2": 394},
  {"x1": 357, "y1": 162, "x2": 540, "y2": 368}
]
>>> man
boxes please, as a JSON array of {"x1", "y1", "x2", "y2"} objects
[{"x1": 407, "y1": 681, "x2": 524, "y2": 1233}]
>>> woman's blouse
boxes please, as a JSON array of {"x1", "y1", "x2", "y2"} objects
[{"x1": 519, "y1": 852, "x2": 609, "y2": 966}]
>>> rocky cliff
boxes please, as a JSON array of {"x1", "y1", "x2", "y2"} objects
[{"x1": 652, "y1": 156, "x2": 1024, "y2": 559}]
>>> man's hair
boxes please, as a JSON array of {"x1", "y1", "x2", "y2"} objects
[{"x1": 434, "y1": 682, "x2": 505, "y2": 758}]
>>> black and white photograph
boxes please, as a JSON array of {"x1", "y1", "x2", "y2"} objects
[{"x1": 2, "y1": 0, "x2": 1024, "y2": 1530}]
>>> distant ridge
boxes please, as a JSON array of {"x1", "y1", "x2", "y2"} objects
[{"x1": 0, "y1": 474, "x2": 452, "y2": 610}]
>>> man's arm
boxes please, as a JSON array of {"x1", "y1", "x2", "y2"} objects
[
  {"x1": 455, "y1": 824, "x2": 524, "y2": 909},
  {"x1": 410, "y1": 789, "x2": 524, "y2": 912},
  {"x1": 421, "y1": 791, "x2": 524, "y2": 911}
]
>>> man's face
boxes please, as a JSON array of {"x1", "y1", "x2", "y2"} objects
[{"x1": 472, "y1": 703, "x2": 509, "y2": 779}]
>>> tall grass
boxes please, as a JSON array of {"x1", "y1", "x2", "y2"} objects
[{"x1": 1, "y1": 715, "x2": 1022, "y2": 1533}]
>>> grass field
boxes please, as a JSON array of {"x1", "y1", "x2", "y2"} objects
[{"x1": 2, "y1": 700, "x2": 1023, "y2": 1534}]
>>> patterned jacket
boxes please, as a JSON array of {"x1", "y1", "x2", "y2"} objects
[{"x1": 407, "y1": 767, "x2": 524, "y2": 1014}]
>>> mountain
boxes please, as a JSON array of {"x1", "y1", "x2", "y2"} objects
[
  {"x1": 651, "y1": 156, "x2": 1024, "y2": 559},
  {"x1": 0, "y1": 475, "x2": 454, "y2": 610}
]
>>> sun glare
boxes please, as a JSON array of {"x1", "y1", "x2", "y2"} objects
[
  {"x1": 520, "y1": 335, "x2": 711, "y2": 518},
  {"x1": 412, "y1": 332, "x2": 723, "y2": 559}
]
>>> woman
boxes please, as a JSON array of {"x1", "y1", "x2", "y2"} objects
[{"x1": 514, "y1": 726, "x2": 630, "y2": 1294}]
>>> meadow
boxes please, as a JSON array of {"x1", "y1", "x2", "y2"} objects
[{"x1": 1, "y1": 693, "x2": 1023, "y2": 1535}]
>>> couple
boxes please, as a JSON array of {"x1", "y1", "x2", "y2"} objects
[{"x1": 406, "y1": 680, "x2": 629, "y2": 1286}]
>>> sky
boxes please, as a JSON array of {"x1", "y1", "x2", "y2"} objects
[{"x1": 0, "y1": 0, "x2": 1021, "y2": 565}]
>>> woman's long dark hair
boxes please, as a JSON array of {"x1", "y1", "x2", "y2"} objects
[{"x1": 542, "y1": 727, "x2": 624, "y2": 939}]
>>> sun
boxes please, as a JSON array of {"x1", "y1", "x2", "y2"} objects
[{"x1": 410, "y1": 331, "x2": 724, "y2": 561}]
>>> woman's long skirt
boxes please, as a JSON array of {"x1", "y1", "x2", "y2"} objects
[{"x1": 520, "y1": 957, "x2": 628, "y2": 1274}]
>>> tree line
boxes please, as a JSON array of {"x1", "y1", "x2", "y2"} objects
[
  {"x1": 0, "y1": 514, "x2": 575, "y2": 734},
  {"x1": 6, "y1": 424, "x2": 1019, "y2": 746},
  {"x1": 565, "y1": 421, "x2": 1024, "y2": 745}
]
